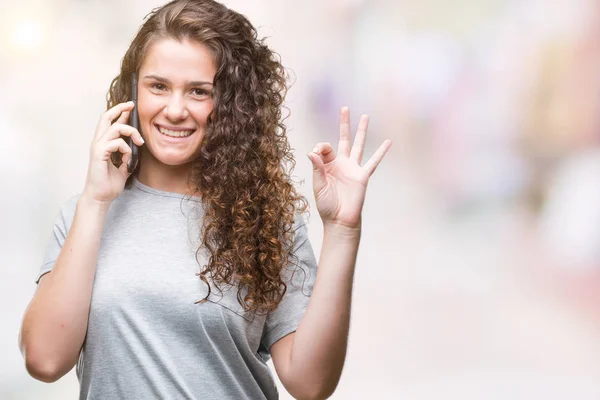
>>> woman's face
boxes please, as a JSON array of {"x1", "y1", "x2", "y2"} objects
[{"x1": 137, "y1": 37, "x2": 216, "y2": 166}]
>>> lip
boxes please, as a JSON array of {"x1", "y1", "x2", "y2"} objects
[
  {"x1": 154, "y1": 124, "x2": 196, "y2": 142},
  {"x1": 155, "y1": 123, "x2": 196, "y2": 131}
]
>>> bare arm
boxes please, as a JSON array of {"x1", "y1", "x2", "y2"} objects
[
  {"x1": 271, "y1": 222, "x2": 359, "y2": 400},
  {"x1": 19, "y1": 195, "x2": 110, "y2": 382},
  {"x1": 271, "y1": 107, "x2": 391, "y2": 399},
  {"x1": 18, "y1": 100, "x2": 144, "y2": 382}
]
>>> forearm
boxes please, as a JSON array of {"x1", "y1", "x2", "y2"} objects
[
  {"x1": 20, "y1": 196, "x2": 109, "y2": 381},
  {"x1": 289, "y1": 222, "x2": 360, "y2": 398}
]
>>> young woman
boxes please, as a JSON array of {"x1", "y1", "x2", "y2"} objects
[{"x1": 18, "y1": 0, "x2": 392, "y2": 399}]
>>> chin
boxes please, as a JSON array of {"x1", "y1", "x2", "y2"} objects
[
  {"x1": 158, "y1": 154, "x2": 193, "y2": 166},
  {"x1": 145, "y1": 148, "x2": 193, "y2": 166}
]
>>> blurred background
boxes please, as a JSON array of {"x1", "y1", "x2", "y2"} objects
[{"x1": 2, "y1": 0, "x2": 600, "y2": 398}]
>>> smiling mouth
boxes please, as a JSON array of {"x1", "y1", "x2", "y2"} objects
[{"x1": 155, "y1": 124, "x2": 196, "y2": 138}]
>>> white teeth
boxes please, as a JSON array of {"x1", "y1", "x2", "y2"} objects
[{"x1": 157, "y1": 125, "x2": 194, "y2": 137}]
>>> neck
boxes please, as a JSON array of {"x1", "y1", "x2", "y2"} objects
[{"x1": 137, "y1": 149, "x2": 199, "y2": 196}]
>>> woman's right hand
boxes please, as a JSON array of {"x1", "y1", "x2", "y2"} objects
[{"x1": 82, "y1": 101, "x2": 145, "y2": 205}]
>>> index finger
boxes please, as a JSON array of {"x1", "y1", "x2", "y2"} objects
[
  {"x1": 338, "y1": 106, "x2": 352, "y2": 158},
  {"x1": 363, "y1": 139, "x2": 392, "y2": 177},
  {"x1": 94, "y1": 101, "x2": 134, "y2": 141}
]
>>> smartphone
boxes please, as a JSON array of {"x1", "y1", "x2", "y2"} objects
[{"x1": 127, "y1": 74, "x2": 140, "y2": 173}]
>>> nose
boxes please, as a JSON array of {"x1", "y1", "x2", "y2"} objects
[{"x1": 163, "y1": 94, "x2": 189, "y2": 122}]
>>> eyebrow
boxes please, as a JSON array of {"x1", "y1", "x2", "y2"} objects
[{"x1": 142, "y1": 74, "x2": 213, "y2": 86}]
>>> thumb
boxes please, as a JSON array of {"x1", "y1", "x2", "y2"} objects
[{"x1": 307, "y1": 152, "x2": 327, "y2": 194}]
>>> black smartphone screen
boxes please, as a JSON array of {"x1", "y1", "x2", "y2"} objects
[{"x1": 127, "y1": 74, "x2": 140, "y2": 173}]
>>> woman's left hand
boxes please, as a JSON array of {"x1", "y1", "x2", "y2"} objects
[{"x1": 307, "y1": 107, "x2": 392, "y2": 230}]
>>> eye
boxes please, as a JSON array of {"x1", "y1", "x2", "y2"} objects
[
  {"x1": 192, "y1": 88, "x2": 211, "y2": 97},
  {"x1": 150, "y1": 83, "x2": 166, "y2": 91}
]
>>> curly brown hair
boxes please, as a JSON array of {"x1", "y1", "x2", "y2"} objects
[{"x1": 106, "y1": 0, "x2": 310, "y2": 315}]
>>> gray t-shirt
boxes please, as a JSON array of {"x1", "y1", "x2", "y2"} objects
[{"x1": 37, "y1": 177, "x2": 318, "y2": 400}]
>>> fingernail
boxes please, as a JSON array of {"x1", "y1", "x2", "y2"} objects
[{"x1": 312, "y1": 147, "x2": 319, "y2": 154}]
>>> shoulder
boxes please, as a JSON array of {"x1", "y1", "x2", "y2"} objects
[
  {"x1": 55, "y1": 192, "x2": 81, "y2": 221},
  {"x1": 290, "y1": 213, "x2": 313, "y2": 248},
  {"x1": 62, "y1": 193, "x2": 81, "y2": 212},
  {"x1": 292, "y1": 212, "x2": 310, "y2": 234}
]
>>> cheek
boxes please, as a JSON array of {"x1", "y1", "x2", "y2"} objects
[
  {"x1": 137, "y1": 95, "x2": 162, "y2": 120},
  {"x1": 192, "y1": 102, "x2": 214, "y2": 124}
]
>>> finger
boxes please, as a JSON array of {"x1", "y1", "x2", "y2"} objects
[
  {"x1": 101, "y1": 138, "x2": 131, "y2": 162},
  {"x1": 363, "y1": 139, "x2": 392, "y2": 177},
  {"x1": 312, "y1": 142, "x2": 336, "y2": 164},
  {"x1": 307, "y1": 152, "x2": 327, "y2": 195},
  {"x1": 100, "y1": 123, "x2": 145, "y2": 146},
  {"x1": 120, "y1": 148, "x2": 131, "y2": 167},
  {"x1": 106, "y1": 110, "x2": 132, "y2": 146},
  {"x1": 337, "y1": 106, "x2": 351, "y2": 158},
  {"x1": 94, "y1": 101, "x2": 135, "y2": 141},
  {"x1": 350, "y1": 114, "x2": 369, "y2": 164},
  {"x1": 119, "y1": 152, "x2": 133, "y2": 175},
  {"x1": 116, "y1": 110, "x2": 131, "y2": 125}
]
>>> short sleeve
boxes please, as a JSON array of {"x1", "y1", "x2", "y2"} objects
[
  {"x1": 260, "y1": 218, "x2": 318, "y2": 352},
  {"x1": 36, "y1": 194, "x2": 80, "y2": 284}
]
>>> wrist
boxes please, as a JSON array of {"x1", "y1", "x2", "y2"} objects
[
  {"x1": 323, "y1": 220, "x2": 362, "y2": 241},
  {"x1": 77, "y1": 194, "x2": 112, "y2": 215}
]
